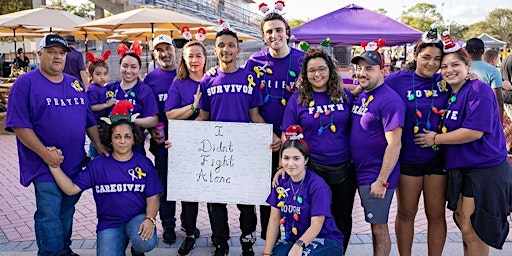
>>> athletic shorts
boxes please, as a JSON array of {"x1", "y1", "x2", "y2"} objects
[
  {"x1": 400, "y1": 157, "x2": 446, "y2": 177},
  {"x1": 358, "y1": 185, "x2": 395, "y2": 224}
]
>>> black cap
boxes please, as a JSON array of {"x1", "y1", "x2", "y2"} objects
[
  {"x1": 351, "y1": 51, "x2": 383, "y2": 68},
  {"x1": 38, "y1": 34, "x2": 71, "y2": 52},
  {"x1": 465, "y1": 38, "x2": 484, "y2": 53},
  {"x1": 17, "y1": 48, "x2": 23, "y2": 54},
  {"x1": 64, "y1": 34, "x2": 77, "y2": 44}
]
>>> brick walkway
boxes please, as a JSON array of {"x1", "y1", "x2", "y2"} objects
[{"x1": 0, "y1": 134, "x2": 510, "y2": 252}]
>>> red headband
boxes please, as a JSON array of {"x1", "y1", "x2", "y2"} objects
[
  {"x1": 116, "y1": 41, "x2": 142, "y2": 57},
  {"x1": 86, "y1": 49, "x2": 111, "y2": 63}
]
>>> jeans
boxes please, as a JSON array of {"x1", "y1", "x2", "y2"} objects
[
  {"x1": 97, "y1": 213, "x2": 158, "y2": 256},
  {"x1": 273, "y1": 238, "x2": 343, "y2": 256},
  {"x1": 207, "y1": 203, "x2": 257, "y2": 245},
  {"x1": 87, "y1": 142, "x2": 99, "y2": 158},
  {"x1": 153, "y1": 149, "x2": 176, "y2": 230},
  {"x1": 34, "y1": 182, "x2": 81, "y2": 256}
]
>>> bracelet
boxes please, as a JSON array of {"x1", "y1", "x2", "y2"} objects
[
  {"x1": 190, "y1": 104, "x2": 198, "y2": 113},
  {"x1": 433, "y1": 134, "x2": 438, "y2": 145},
  {"x1": 262, "y1": 253, "x2": 273, "y2": 256},
  {"x1": 377, "y1": 178, "x2": 389, "y2": 188},
  {"x1": 145, "y1": 217, "x2": 156, "y2": 227}
]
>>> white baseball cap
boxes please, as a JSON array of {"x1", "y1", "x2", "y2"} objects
[{"x1": 152, "y1": 34, "x2": 174, "y2": 49}]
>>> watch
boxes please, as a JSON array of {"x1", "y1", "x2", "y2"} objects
[
  {"x1": 145, "y1": 217, "x2": 156, "y2": 227},
  {"x1": 295, "y1": 239, "x2": 306, "y2": 249}
]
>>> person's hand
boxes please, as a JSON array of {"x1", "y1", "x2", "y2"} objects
[
  {"x1": 413, "y1": 129, "x2": 437, "y2": 148},
  {"x1": 164, "y1": 140, "x2": 172, "y2": 149},
  {"x1": 288, "y1": 244, "x2": 303, "y2": 256},
  {"x1": 95, "y1": 142, "x2": 109, "y2": 156},
  {"x1": 370, "y1": 181, "x2": 387, "y2": 199},
  {"x1": 105, "y1": 98, "x2": 116, "y2": 108},
  {"x1": 150, "y1": 128, "x2": 165, "y2": 145},
  {"x1": 272, "y1": 168, "x2": 286, "y2": 187},
  {"x1": 503, "y1": 80, "x2": 512, "y2": 91},
  {"x1": 270, "y1": 133, "x2": 281, "y2": 152},
  {"x1": 138, "y1": 219, "x2": 155, "y2": 241},
  {"x1": 205, "y1": 66, "x2": 219, "y2": 76},
  {"x1": 466, "y1": 72, "x2": 481, "y2": 81},
  {"x1": 44, "y1": 146, "x2": 64, "y2": 168},
  {"x1": 193, "y1": 85, "x2": 202, "y2": 108}
]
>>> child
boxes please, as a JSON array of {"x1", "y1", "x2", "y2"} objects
[{"x1": 86, "y1": 50, "x2": 116, "y2": 158}]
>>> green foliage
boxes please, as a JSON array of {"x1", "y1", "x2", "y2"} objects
[
  {"x1": 400, "y1": 3, "x2": 443, "y2": 32},
  {"x1": 375, "y1": 8, "x2": 387, "y2": 15},
  {"x1": 288, "y1": 19, "x2": 305, "y2": 29},
  {"x1": 446, "y1": 23, "x2": 469, "y2": 41},
  {"x1": 50, "y1": 0, "x2": 94, "y2": 19},
  {"x1": 486, "y1": 9, "x2": 512, "y2": 45},
  {"x1": 0, "y1": 0, "x2": 31, "y2": 15},
  {"x1": 463, "y1": 21, "x2": 489, "y2": 40}
]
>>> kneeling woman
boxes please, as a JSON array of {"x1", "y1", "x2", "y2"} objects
[
  {"x1": 47, "y1": 103, "x2": 163, "y2": 256},
  {"x1": 263, "y1": 125, "x2": 344, "y2": 256}
]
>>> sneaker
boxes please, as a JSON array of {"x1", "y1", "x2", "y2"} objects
[
  {"x1": 59, "y1": 250, "x2": 80, "y2": 256},
  {"x1": 180, "y1": 225, "x2": 201, "y2": 239},
  {"x1": 131, "y1": 247, "x2": 145, "y2": 256},
  {"x1": 178, "y1": 237, "x2": 196, "y2": 256},
  {"x1": 163, "y1": 228, "x2": 177, "y2": 245},
  {"x1": 212, "y1": 243, "x2": 229, "y2": 256},
  {"x1": 240, "y1": 241, "x2": 255, "y2": 256}
]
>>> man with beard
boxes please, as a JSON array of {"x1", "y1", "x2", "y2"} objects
[{"x1": 349, "y1": 49, "x2": 405, "y2": 256}]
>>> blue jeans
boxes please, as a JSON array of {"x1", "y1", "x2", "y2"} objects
[
  {"x1": 153, "y1": 149, "x2": 176, "y2": 230},
  {"x1": 97, "y1": 213, "x2": 158, "y2": 256},
  {"x1": 34, "y1": 182, "x2": 81, "y2": 256},
  {"x1": 273, "y1": 238, "x2": 343, "y2": 256},
  {"x1": 87, "y1": 142, "x2": 99, "y2": 158}
]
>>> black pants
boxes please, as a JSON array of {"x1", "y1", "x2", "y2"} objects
[
  {"x1": 259, "y1": 150, "x2": 280, "y2": 240},
  {"x1": 208, "y1": 203, "x2": 257, "y2": 245},
  {"x1": 153, "y1": 148, "x2": 176, "y2": 230},
  {"x1": 181, "y1": 201, "x2": 199, "y2": 236},
  {"x1": 309, "y1": 161, "x2": 357, "y2": 254}
]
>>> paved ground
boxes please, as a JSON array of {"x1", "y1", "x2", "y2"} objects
[{"x1": 0, "y1": 134, "x2": 511, "y2": 255}]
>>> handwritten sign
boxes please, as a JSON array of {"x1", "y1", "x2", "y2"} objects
[{"x1": 167, "y1": 120, "x2": 273, "y2": 205}]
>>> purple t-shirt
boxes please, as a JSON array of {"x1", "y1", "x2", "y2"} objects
[
  {"x1": 143, "y1": 67, "x2": 177, "y2": 124},
  {"x1": 281, "y1": 90, "x2": 353, "y2": 164},
  {"x1": 106, "y1": 80, "x2": 159, "y2": 119},
  {"x1": 199, "y1": 68, "x2": 263, "y2": 122},
  {"x1": 74, "y1": 153, "x2": 163, "y2": 231},
  {"x1": 5, "y1": 69, "x2": 95, "y2": 187},
  {"x1": 442, "y1": 79, "x2": 507, "y2": 170},
  {"x1": 350, "y1": 84, "x2": 405, "y2": 188},
  {"x1": 87, "y1": 82, "x2": 109, "y2": 121},
  {"x1": 245, "y1": 48, "x2": 305, "y2": 135},
  {"x1": 165, "y1": 77, "x2": 200, "y2": 121},
  {"x1": 386, "y1": 71, "x2": 449, "y2": 164},
  {"x1": 267, "y1": 170, "x2": 344, "y2": 245},
  {"x1": 63, "y1": 46, "x2": 86, "y2": 83}
]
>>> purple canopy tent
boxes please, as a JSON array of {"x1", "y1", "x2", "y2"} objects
[{"x1": 291, "y1": 4, "x2": 422, "y2": 46}]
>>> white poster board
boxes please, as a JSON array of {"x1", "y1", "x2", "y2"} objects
[{"x1": 167, "y1": 120, "x2": 273, "y2": 205}]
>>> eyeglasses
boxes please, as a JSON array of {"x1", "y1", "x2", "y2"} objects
[{"x1": 307, "y1": 66, "x2": 328, "y2": 75}]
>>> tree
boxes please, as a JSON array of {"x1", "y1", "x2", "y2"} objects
[
  {"x1": 288, "y1": 19, "x2": 305, "y2": 29},
  {"x1": 447, "y1": 23, "x2": 469, "y2": 41},
  {"x1": 464, "y1": 21, "x2": 489, "y2": 41},
  {"x1": 0, "y1": 0, "x2": 31, "y2": 15},
  {"x1": 485, "y1": 8, "x2": 512, "y2": 45},
  {"x1": 375, "y1": 8, "x2": 387, "y2": 15},
  {"x1": 400, "y1": 3, "x2": 443, "y2": 32},
  {"x1": 50, "y1": 0, "x2": 94, "y2": 19}
]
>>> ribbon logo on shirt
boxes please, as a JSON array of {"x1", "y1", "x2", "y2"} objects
[
  {"x1": 128, "y1": 167, "x2": 146, "y2": 181},
  {"x1": 71, "y1": 80, "x2": 83, "y2": 92}
]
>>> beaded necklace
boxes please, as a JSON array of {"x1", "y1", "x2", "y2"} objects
[
  {"x1": 256, "y1": 48, "x2": 296, "y2": 106},
  {"x1": 309, "y1": 92, "x2": 336, "y2": 136}
]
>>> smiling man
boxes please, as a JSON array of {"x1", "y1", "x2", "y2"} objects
[
  {"x1": 349, "y1": 49, "x2": 405, "y2": 256},
  {"x1": 5, "y1": 34, "x2": 105, "y2": 256}
]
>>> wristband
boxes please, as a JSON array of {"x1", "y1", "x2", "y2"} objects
[
  {"x1": 262, "y1": 253, "x2": 273, "y2": 256},
  {"x1": 377, "y1": 178, "x2": 389, "y2": 188},
  {"x1": 190, "y1": 104, "x2": 198, "y2": 113},
  {"x1": 433, "y1": 134, "x2": 438, "y2": 145},
  {"x1": 145, "y1": 217, "x2": 156, "y2": 227}
]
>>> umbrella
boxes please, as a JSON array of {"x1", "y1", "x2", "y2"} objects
[
  {"x1": 110, "y1": 27, "x2": 257, "y2": 42},
  {"x1": 0, "y1": 5, "x2": 90, "y2": 52},
  {"x1": 80, "y1": 5, "x2": 215, "y2": 41},
  {"x1": 36, "y1": 27, "x2": 110, "y2": 52}
]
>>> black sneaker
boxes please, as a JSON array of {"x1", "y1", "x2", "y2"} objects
[
  {"x1": 240, "y1": 241, "x2": 255, "y2": 256},
  {"x1": 59, "y1": 250, "x2": 80, "y2": 256},
  {"x1": 178, "y1": 237, "x2": 196, "y2": 256},
  {"x1": 131, "y1": 247, "x2": 145, "y2": 256},
  {"x1": 213, "y1": 243, "x2": 229, "y2": 256},
  {"x1": 163, "y1": 228, "x2": 177, "y2": 244},
  {"x1": 180, "y1": 225, "x2": 201, "y2": 239}
]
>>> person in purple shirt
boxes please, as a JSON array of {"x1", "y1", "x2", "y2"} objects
[
  {"x1": 86, "y1": 50, "x2": 116, "y2": 158},
  {"x1": 280, "y1": 48, "x2": 356, "y2": 253},
  {"x1": 244, "y1": 12, "x2": 303, "y2": 240},
  {"x1": 350, "y1": 46, "x2": 405, "y2": 256},
  {"x1": 165, "y1": 40, "x2": 207, "y2": 256},
  {"x1": 47, "y1": 119, "x2": 163, "y2": 256},
  {"x1": 384, "y1": 28, "x2": 449, "y2": 256},
  {"x1": 106, "y1": 47, "x2": 159, "y2": 155},
  {"x1": 142, "y1": 34, "x2": 186, "y2": 245},
  {"x1": 63, "y1": 35, "x2": 89, "y2": 89},
  {"x1": 263, "y1": 125, "x2": 343, "y2": 256},
  {"x1": 196, "y1": 29, "x2": 271, "y2": 256},
  {"x1": 415, "y1": 36, "x2": 512, "y2": 254},
  {"x1": 5, "y1": 34, "x2": 106, "y2": 256}
]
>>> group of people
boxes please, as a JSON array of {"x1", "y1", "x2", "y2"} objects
[{"x1": 4, "y1": 7, "x2": 512, "y2": 256}]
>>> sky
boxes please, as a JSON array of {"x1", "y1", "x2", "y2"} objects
[{"x1": 73, "y1": 0, "x2": 509, "y2": 26}]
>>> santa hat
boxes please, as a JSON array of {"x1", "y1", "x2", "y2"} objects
[
  {"x1": 361, "y1": 39, "x2": 385, "y2": 52},
  {"x1": 422, "y1": 24, "x2": 440, "y2": 43},
  {"x1": 259, "y1": 3, "x2": 269, "y2": 13},
  {"x1": 195, "y1": 27, "x2": 206, "y2": 42},
  {"x1": 284, "y1": 125, "x2": 304, "y2": 141},
  {"x1": 442, "y1": 31, "x2": 461, "y2": 53},
  {"x1": 100, "y1": 100, "x2": 140, "y2": 125},
  {"x1": 181, "y1": 26, "x2": 192, "y2": 40},
  {"x1": 218, "y1": 19, "x2": 231, "y2": 31},
  {"x1": 274, "y1": 0, "x2": 285, "y2": 11}
]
